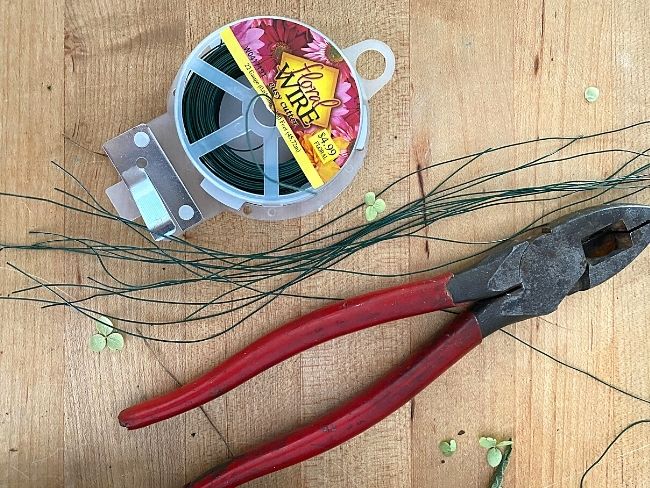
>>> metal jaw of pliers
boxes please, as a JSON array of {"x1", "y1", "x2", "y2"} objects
[
  {"x1": 119, "y1": 204, "x2": 650, "y2": 488},
  {"x1": 448, "y1": 203, "x2": 650, "y2": 337}
]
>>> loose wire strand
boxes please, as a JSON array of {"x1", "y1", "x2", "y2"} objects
[
  {"x1": 1, "y1": 122, "x2": 649, "y2": 340},
  {"x1": 579, "y1": 419, "x2": 650, "y2": 487},
  {"x1": 3, "y1": 174, "x2": 647, "y2": 335}
]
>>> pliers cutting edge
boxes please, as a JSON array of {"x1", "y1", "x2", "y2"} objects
[{"x1": 119, "y1": 203, "x2": 650, "y2": 488}]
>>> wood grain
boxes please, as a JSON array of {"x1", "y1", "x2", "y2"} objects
[
  {"x1": 0, "y1": 0, "x2": 65, "y2": 486},
  {"x1": 1, "y1": 0, "x2": 649, "y2": 487}
]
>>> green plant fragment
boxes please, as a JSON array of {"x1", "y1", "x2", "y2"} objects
[
  {"x1": 106, "y1": 332, "x2": 124, "y2": 351},
  {"x1": 373, "y1": 198, "x2": 386, "y2": 213},
  {"x1": 584, "y1": 86, "x2": 600, "y2": 103},
  {"x1": 487, "y1": 447, "x2": 503, "y2": 468},
  {"x1": 438, "y1": 439, "x2": 457, "y2": 457},
  {"x1": 95, "y1": 316, "x2": 114, "y2": 336},
  {"x1": 490, "y1": 442, "x2": 513, "y2": 488},
  {"x1": 479, "y1": 437, "x2": 497, "y2": 449},
  {"x1": 90, "y1": 334, "x2": 106, "y2": 353},
  {"x1": 365, "y1": 206, "x2": 378, "y2": 222}
]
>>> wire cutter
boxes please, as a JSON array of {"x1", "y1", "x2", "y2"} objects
[{"x1": 119, "y1": 203, "x2": 650, "y2": 488}]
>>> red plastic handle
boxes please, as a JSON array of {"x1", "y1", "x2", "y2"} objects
[
  {"x1": 119, "y1": 273, "x2": 457, "y2": 430},
  {"x1": 186, "y1": 312, "x2": 482, "y2": 488}
]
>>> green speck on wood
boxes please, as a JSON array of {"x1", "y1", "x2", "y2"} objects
[
  {"x1": 364, "y1": 192, "x2": 376, "y2": 206},
  {"x1": 584, "y1": 86, "x2": 600, "y2": 103},
  {"x1": 479, "y1": 437, "x2": 497, "y2": 449},
  {"x1": 438, "y1": 439, "x2": 457, "y2": 457},
  {"x1": 363, "y1": 192, "x2": 387, "y2": 222},
  {"x1": 373, "y1": 198, "x2": 386, "y2": 213},
  {"x1": 91, "y1": 316, "x2": 125, "y2": 352},
  {"x1": 365, "y1": 206, "x2": 378, "y2": 222}
]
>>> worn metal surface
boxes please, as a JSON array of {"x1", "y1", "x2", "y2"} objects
[{"x1": 453, "y1": 204, "x2": 650, "y2": 335}]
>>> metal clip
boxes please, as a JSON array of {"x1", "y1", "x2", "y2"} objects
[{"x1": 103, "y1": 125, "x2": 203, "y2": 240}]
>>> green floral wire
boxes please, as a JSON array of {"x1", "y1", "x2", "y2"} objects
[
  {"x1": 49, "y1": 170, "x2": 315, "y2": 299},
  {"x1": 48, "y1": 126, "x2": 646, "y2": 259},
  {"x1": 49, "y1": 164, "x2": 224, "y2": 279},
  {"x1": 271, "y1": 130, "x2": 609, "y2": 255},
  {"x1": 6, "y1": 170, "x2": 644, "y2": 284},
  {"x1": 234, "y1": 147, "x2": 649, "y2": 262},
  {"x1": 7, "y1": 168, "x2": 644, "y2": 306},
  {"x1": 5, "y1": 181, "x2": 647, "y2": 331},
  {"x1": 13, "y1": 160, "x2": 632, "y2": 284},
  {"x1": 60, "y1": 122, "x2": 648, "y2": 263},
  {"x1": 579, "y1": 419, "x2": 650, "y2": 487},
  {"x1": 4, "y1": 193, "x2": 643, "y2": 340},
  {"x1": 1, "y1": 124, "x2": 638, "y2": 336}
]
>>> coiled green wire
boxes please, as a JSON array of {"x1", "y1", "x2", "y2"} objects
[{"x1": 181, "y1": 44, "x2": 308, "y2": 195}]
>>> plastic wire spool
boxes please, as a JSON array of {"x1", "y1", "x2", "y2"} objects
[{"x1": 103, "y1": 16, "x2": 395, "y2": 239}]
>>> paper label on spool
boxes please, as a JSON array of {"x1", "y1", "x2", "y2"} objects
[{"x1": 221, "y1": 18, "x2": 362, "y2": 188}]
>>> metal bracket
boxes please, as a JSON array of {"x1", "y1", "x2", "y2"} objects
[{"x1": 103, "y1": 124, "x2": 203, "y2": 240}]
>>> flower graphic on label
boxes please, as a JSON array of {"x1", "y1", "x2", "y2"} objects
[
  {"x1": 331, "y1": 114, "x2": 359, "y2": 166},
  {"x1": 257, "y1": 19, "x2": 311, "y2": 79},
  {"x1": 227, "y1": 17, "x2": 362, "y2": 186},
  {"x1": 303, "y1": 31, "x2": 345, "y2": 65},
  {"x1": 303, "y1": 31, "x2": 354, "y2": 77},
  {"x1": 330, "y1": 79, "x2": 356, "y2": 130},
  {"x1": 230, "y1": 20, "x2": 265, "y2": 57}
]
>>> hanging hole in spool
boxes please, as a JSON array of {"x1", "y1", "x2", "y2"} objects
[{"x1": 354, "y1": 50, "x2": 386, "y2": 81}]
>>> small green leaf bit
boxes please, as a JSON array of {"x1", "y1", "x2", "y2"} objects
[
  {"x1": 584, "y1": 86, "x2": 600, "y2": 103},
  {"x1": 90, "y1": 316, "x2": 125, "y2": 353},
  {"x1": 479, "y1": 436, "x2": 513, "y2": 469},
  {"x1": 363, "y1": 192, "x2": 387, "y2": 222},
  {"x1": 438, "y1": 439, "x2": 457, "y2": 457},
  {"x1": 95, "y1": 315, "x2": 113, "y2": 337},
  {"x1": 89, "y1": 334, "x2": 107, "y2": 353},
  {"x1": 106, "y1": 332, "x2": 125, "y2": 351},
  {"x1": 486, "y1": 447, "x2": 503, "y2": 468},
  {"x1": 479, "y1": 437, "x2": 497, "y2": 449},
  {"x1": 489, "y1": 441, "x2": 513, "y2": 488}
]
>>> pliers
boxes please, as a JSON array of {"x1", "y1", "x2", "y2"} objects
[{"x1": 119, "y1": 203, "x2": 650, "y2": 488}]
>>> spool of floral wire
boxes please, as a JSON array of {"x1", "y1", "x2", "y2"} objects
[
  {"x1": 180, "y1": 43, "x2": 309, "y2": 196},
  {"x1": 103, "y1": 16, "x2": 395, "y2": 239}
]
